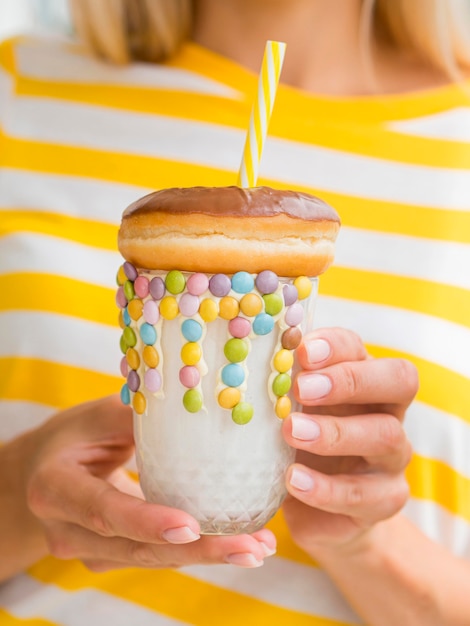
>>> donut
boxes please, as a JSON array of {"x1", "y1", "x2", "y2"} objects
[{"x1": 118, "y1": 186, "x2": 340, "y2": 276}]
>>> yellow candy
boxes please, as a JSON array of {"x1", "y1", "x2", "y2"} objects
[
  {"x1": 240, "y1": 293, "x2": 263, "y2": 317},
  {"x1": 127, "y1": 298, "x2": 143, "y2": 320},
  {"x1": 181, "y1": 341, "x2": 202, "y2": 365},
  {"x1": 273, "y1": 349, "x2": 294, "y2": 373},
  {"x1": 143, "y1": 345, "x2": 159, "y2": 368},
  {"x1": 116, "y1": 265, "x2": 127, "y2": 286},
  {"x1": 199, "y1": 298, "x2": 218, "y2": 322},
  {"x1": 126, "y1": 347, "x2": 140, "y2": 370},
  {"x1": 219, "y1": 296, "x2": 239, "y2": 320},
  {"x1": 275, "y1": 396, "x2": 292, "y2": 419},
  {"x1": 133, "y1": 391, "x2": 146, "y2": 414},
  {"x1": 118, "y1": 310, "x2": 126, "y2": 329},
  {"x1": 159, "y1": 296, "x2": 179, "y2": 320},
  {"x1": 218, "y1": 387, "x2": 241, "y2": 409},
  {"x1": 294, "y1": 276, "x2": 312, "y2": 300}
]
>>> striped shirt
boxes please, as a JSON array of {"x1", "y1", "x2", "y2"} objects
[{"x1": 1, "y1": 33, "x2": 469, "y2": 626}]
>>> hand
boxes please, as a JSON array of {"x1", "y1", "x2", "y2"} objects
[
  {"x1": 281, "y1": 327, "x2": 418, "y2": 558},
  {"x1": 21, "y1": 396, "x2": 275, "y2": 572}
]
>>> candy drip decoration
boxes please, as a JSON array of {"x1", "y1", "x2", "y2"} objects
[{"x1": 116, "y1": 264, "x2": 312, "y2": 424}]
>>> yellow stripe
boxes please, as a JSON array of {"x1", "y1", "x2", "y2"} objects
[
  {"x1": 0, "y1": 210, "x2": 119, "y2": 250},
  {"x1": 0, "y1": 274, "x2": 117, "y2": 326},
  {"x1": 320, "y1": 266, "x2": 470, "y2": 328},
  {"x1": 29, "y1": 557, "x2": 351, "y2": 626},
  {"x1": 366, "y1": 345, "x2": 470, "y2": 425},
  {"x1": 406, "y1": 453, "x2": 470, "y2": 521},
  {"x1": 0, "y1": 611, "x2": 56, "y2": 626},
  {"x1": 0, "y1": 358, "x2": 121, "y2": 409}
]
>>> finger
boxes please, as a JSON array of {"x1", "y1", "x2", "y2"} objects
[
  {"x1": 296, "y1": 327, "x2": 368, "y2": 371},
  {"x1": 294, "y1": 357, "x2": 418, "y2": 417},
  {"x1": 283, "y1": 412, "x2": 413, "y2": 471},
  {"x1": 286, "y1": 463, "x2": 410, "y2": 524}
]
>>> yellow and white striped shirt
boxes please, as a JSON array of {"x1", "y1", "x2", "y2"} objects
[{"x1": 1, "y1": 33, "x2": 469, "y2": 626}]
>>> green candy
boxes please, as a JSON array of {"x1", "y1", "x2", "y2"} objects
[
  {"x1": 263, "y1": 293, "x2": 283, "y2": 316},
  {"x1": 272, "y1": 373, "x2": 292, "y2": 397},
  {"x1": 224, "y1": 338, "x2": 249, "y2": 363},
  {"x1": 119, "y1": 334, "x2": 128, "y2": 354},
  {"x1": 123, "y1": 326, "x2": 137, "y2": 348},
  {"x1": 232, "y1": 402, "x2": 254, "y2": 425},
  {"x1": 123, "y1": 280, "x2": 135, "y2": 301},
  {"x1": 183, "y1": 389, "x2": 203, "y2": 413},
  {"x1": 165, "y1": 270, "x2": 186, "y2": 294}
]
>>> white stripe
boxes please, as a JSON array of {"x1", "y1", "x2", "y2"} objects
[
  {"x1": 0, "y1": 232, "x2": 122, "y2": 287},
  {"x1": 0, "y1": 168, "x2": 149, "y2": 223},
  {"x1": 183, "y1": 557, "x2": 361, "y2": 624},
  {"x1": 389, "y1": 107, "x2": 470, "y2": 142},
  {"x1": 15, "y1": 36, "x2": 239, "y2": 97},
  {"x1": 0, "y1": 574, "x2": 187, "y2": 625},
  {"x1": 313, "y1": 295, "x2": 470, "y2": 378},
  {"x1": 406, "y1": 401, "x2": 470, "y2": 478},
  {"x1": 0, "y1": 310, "x2": 121, "y2": 375},
  {"x1": 0, "y1": 400, "x2": 55, "y2": 441},
  {"x1": 3, "y1": 96, "x2": 470, "y2": 210},
  {"x1": 336, "y1": 227, "x2": 470, "y2": 290},
  {"x1": 403, "y1": 498, "x2": 470, "y2": 559}
]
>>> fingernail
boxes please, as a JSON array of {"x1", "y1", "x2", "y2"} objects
[
  {"x1": 291, "y1": 414, "x2": 320, "y2": 441},
  {"x1": 290, "y1": 467, "x2": 314, "y2": 492},
  {"x1": 297, "y1": 373, "x2": 332, "y2": 400},
  {"x1": 258, "y1": 542, "x2": 277, "y2": 557},
  {"x1": 305, "y1": 339, "x2": 330, "y2": 363},
  {"x1": 225, "y1": 553, "x2": 264, "y2": 568},
  {"x1": 162, "y1": 526, "x2": 200, "y2": 544}
]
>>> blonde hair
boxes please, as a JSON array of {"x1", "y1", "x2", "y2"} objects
[{"x1": 70, "y1": 0, "x2": 470, "y2": 78}]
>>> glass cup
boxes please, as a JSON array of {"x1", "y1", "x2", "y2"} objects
[{"x1": 117, "y1": 266, "x2": 318, "y2": 534}]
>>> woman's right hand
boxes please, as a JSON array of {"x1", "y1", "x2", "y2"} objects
[{"x1": 1, "y1": 396, "x2": 275, "y2": 580}]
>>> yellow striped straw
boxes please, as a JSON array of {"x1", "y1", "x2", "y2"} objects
[{"x1": 237, "y1": 40, "x2": 286, "y2": 188}]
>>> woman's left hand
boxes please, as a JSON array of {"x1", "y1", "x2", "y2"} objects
[{"x1": 281, "y1": 327, "x2": 418, "y2": 557}]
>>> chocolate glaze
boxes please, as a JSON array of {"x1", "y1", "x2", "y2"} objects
[{"x1": 123, "y1": 186, "x2": 340, "y2": 222}]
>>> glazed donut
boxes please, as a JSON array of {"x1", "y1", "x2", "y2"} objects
[{"x1": 118, "y1": 186, "x2": 340, "y2": 276}]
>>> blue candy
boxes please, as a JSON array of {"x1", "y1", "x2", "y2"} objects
[
  {"x1": 231, "y1": 271, "x2": 254, "y2": 294},
  {"x1": 140, "y1": 322, "x2": 157, "y2": 345},
  {"x1": 182, "y1": 319, "x2": 203, "y2": 342},
  {"x1": 253, "y1": 312, "x2": 274, "y2": 335},
  {"x1": 221, "y1": 363, "x2": 245, "y2": 387},
  {"x1": 120, "y1": 383, "x2": 131, "y2": 405}
]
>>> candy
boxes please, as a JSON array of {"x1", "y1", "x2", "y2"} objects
[
  {"x1": 263, "y1": 293, "x2": 283, "y2": 316},
  {"x1": 123, "y1": 326, "x2": 137, "y2": 348},
  {"x1": 127, "y1": 369, "x2": 140, "y2": 392},
  {"x1": 122, "y1": 307, "x2": 131, "y2": 326},
  {"x1": 231, "y1": 271, "x2": 254, "y2": 294},
  {"x1": 115, "y1": 286, "x2": 127, "y2": 309},
  {"x1": 187, "y1": 272, "x2": 209, "y2": 295},
  {"x1": 119, "y1": 334, "x2": 127, "y2": 354},
  {"x1": 143, "y1": 345, "x2": 159, "y2": 368},
  {"x1": 232, "y1": 402, "x2": 254, "y2": 425},
  {"x1": 181, "y1": 342, "x2": 202, "y2": 366},
  {"x1": 281, "y1": 327, "x2": 302, "y2": 350},
  {"x1": 116, "y1": 265, "x2": 127, "y2": 286},
  {"x1": 221, "y1": 363, "x2": 245, "y2": 387},
  {"x1": 133, "y1": 391, "x2": 146, "y2": 414},
  {"x1": 165, "y1": 270, "x2": 185, "y2": 294},
  {"x1": 283, "y1": 283, "x2": 298, "y2": 306},
  {"x1": 240, "y1": 293, "x2": 263, "y2": 317},
  {"x1": 224, "y1": 338, "x2": 249, "y2": 363},
  {"x1": 118, "y1": 310, "x2": 126, "y2": 329},
  {"x1": 252, "y1": 312, "x2": 274, "y2": 335},
  {"x1": 140, "y1": 322, "x2": 157, "y2": 346},
  {"x1": 126, "y1": 347, "x2": 140, "y2": 370},
  {"x1": 179, "y1": 365, "x2": 200, "y2": 388},
  {"x1": 120, "y1": 356, "x2": 128, "y2": 378},
  {"x1": 285, "y1": 302, "x2": 304, "y2": 327},
  {"x1": 228, "y1": 316, "x2": 251, "y2": 338},
  {"x1": 255, "y1": 270, "x2": 278, "y2": 294},
  {"x1": 294, "y1": 275, "x2": 312, "y2": 300},
  {"x1": 218, "y1": 387, "x2": 241, "y2": 409},
  {"x1": 199, "y1": 298, "x2": 218, "y2": 322},
  {"x1": 128, "y1": 298, "x2": 143, "y2": 320},
  {"x1": 120, "y1": 383, "x2": 130, "y2": 405},
  {"x1": 143, "y1": 299, "x2": 159, "y2": 324},
  {"x1": 149, "y1": 276, "x2": 165, "y2": 300},
  {"x1": 123, "y1": 280, "x2": 135, "y2": 301},
  {"x1": 209, "y1": 273, "x2": 231, "y2": 297},
  {"x1": 134, "y1": 275, "x2": 149, "y2": 298},
  {"x1": 219, "y1": 296, "x2": 239, "y2": 320},
  {"x1": 183, "y1": 389, "x2": 203, "y2": 413},
  {"x1": 159, "y1": 296, "x2": 179, "y2": 320},
  {"x1": 272, "y1": 373, "x2": 292, "y2": 396},
  {"x1": 144, "y1": 368, "x2": 162, "y2": 393},
  {"x1": 275, "y1": 396, "x2": 291, "y2": 419},
  {"x1": 123, "y1": 261, "x2": 138, "y2": 281},
  {"x1": 179, "y1": 293, "x2": 200, "y2": 317},
  {"x1": 273, "y1": 349, "x2": 294, "y2": 373},
  {"x1": 181, "y1": 319, "x2": 203, "y2": 342}
]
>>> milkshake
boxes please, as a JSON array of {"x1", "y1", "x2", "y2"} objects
[{"x1": 116, "y1": 186, "x2": 340, "y2": 534}]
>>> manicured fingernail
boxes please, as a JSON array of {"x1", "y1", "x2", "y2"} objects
[
  {"x1": 290, "y1": 467, "x2": 314, "y2": 491},
  {"x1": 291, "y1": 414, "x2": 320, "y2": 441},
  {"x1": 297, "y1": 373, "x2": 332, "y2": 400},
  {"x1": 225, "y1": 553, "x2": 264, "y2": 568},
  {"x1": 305, "y1": 339, "x2": 330, "y2": 363},
  {"x1": 162, "y1": 526, "x2": 200, "y2": 544},
  {"x1": 258, "y1": 542, "x2": 277, "y2": 557}
]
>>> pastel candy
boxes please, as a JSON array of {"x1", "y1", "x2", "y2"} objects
[
  {"x1": 134, "y1": 275, "x2": 149, "y2": 298},
  {"x1": 179, "y1": 293, "x2": 200, "y2": 317},
  {"x1": 181, "y1": 342, "x2": 202, "y2": 365},
  {"x1": 127, "y1": 369, "x2": 140, "y2": 392},
  {"x1": 294, "y1": 275, "x2": 312, "y2": 300},
  {"x1": 219, "y1": 296, "x2": 239, "y2": 320},
  {"x1": 272, "y1": 373, "x2": 292, "y2": 396},
  {"x1": 253, "y1": 312, "x2": 274, "y2": 335},
  {"x1": 159, "y1": 296, "x2": 179, "y2": 319},
  {"x1": 221, "y1": 363, "x2": 245, "y2": 387},
  {"x1": 123, "y1": 326, "x2": 137, "y2": 348},
  {"x1": 149, "y1": 276, "x2": 165, "y2": 300},
  {"x1": 120, "y1": 356, "x2": 128, "y2": 378},
  {"x1": 187, "y1": 272, "x2": 209, "y2": 295},
  {"x1": 228, "y1": 316, "x2": 251, "y2": 338},
  {"x1": 181, "y1": 319, "x2": 203, "y2": 342},
  {"x1": 144, "y1": 368, "x2": 162, "y2": 393},
  {"x1": 115, "y1": 286, "x2": 127, "y2": 309},
  {"x1": 218, "y1": 387, "x2": 241, "y2": 409},
  {"x1": 140, "y1": 322, "x2": 157, "y2": 345},
  {"x1": 283, "y1": 283, "x2": 298, "y2": 306},
  {"x1": 120, "y1": 383, "x2": 130, "y2": 405},
  {"x1": 285, "y1": 302, "x2": 304, "y2": 326},
  {"x1": 143, "y1": 299, "x2": 159, "y2": 324},
  {"x1": 133, "y1": 391, "x2": 146, "y2": 414},
  {"x1": 263, "y1": 293, "x2": 283, "y2": 316},
  {"x1": 231, "y1": 271, "x2": 254, "y2": 294},
  {"x1": 123, "y1": 261, "x2": 138, "y2": 281},
  {"x1": 165, "y1": 270, "x2": 185, "y2": 294},
  {"x1": 224, "y1": 338, "x2": 249, "y2": 363},
  {"x1": 183, "y1": 389, "x2": 203, "y2": 413},
  {"x1": 232, "y1": 402, "x2": 254, "y2": 425},
  {"x1": 143, "y1": 345, "x2": 159, "y2": 368},
  {"x1": 179, "y1": 365, "x2": 200, "y2": 388},
  {"x1": 255, "y1": 270, "x2": 278, "y2": 294},
  {"x1": 209, "y1": 273, "x2": 231, "y2": 297}
]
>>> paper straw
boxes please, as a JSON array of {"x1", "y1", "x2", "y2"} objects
[{"x1": 237, "y1": 40, "x2": 286, "y2": 188}]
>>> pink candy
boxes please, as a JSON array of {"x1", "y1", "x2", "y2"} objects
[
  {"x1": 229, "y1": 316, "x2": 251, "y2": 338},
  {"x1": 143, "y1": 300, "x2": 159, "y2": 324},
  {"x1": 187, "y1": 272, "x2": 209, "y2": 295},
  {"x1": 145, "y1": 368, "x2": 162, "y2": 393},
  {"x1": 178, "y1": 293, "x2": 200, "y2": 317},
  {"x1": 134, "y1": 275, "x2": 149, "y2": 298},
  {"x1": 179, "y1": 365, "x2": 200, "y2": 388},
  {"x1": 120, "y1": 356, "x2": 128, "y2": 377},
  {"x1": 115, "y1": 286, "x2": 127, "y2": 309},
  {"x1": 285, "y1": 302, "x2": 304, "y2": 326}
]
